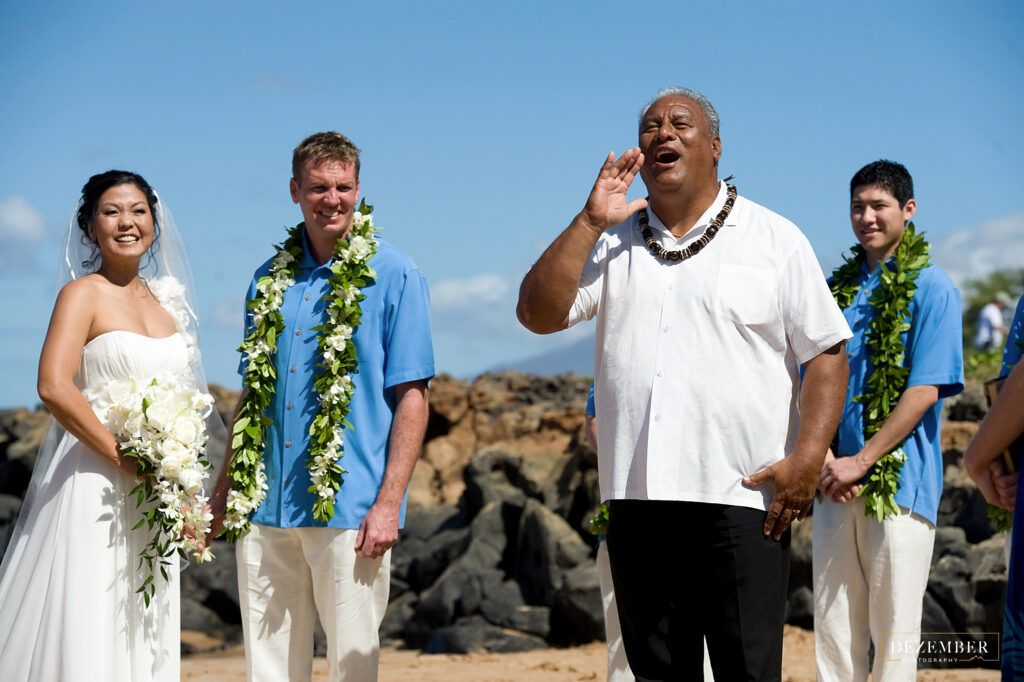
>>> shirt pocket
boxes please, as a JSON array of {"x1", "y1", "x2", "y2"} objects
[{"x1": 715, "y1": 264, "x2": 778, "y2": 326}]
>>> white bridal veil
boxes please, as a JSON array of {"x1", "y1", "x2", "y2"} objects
[{"x1": 12, "y1": 187, "x2": 228, "y2": 545}]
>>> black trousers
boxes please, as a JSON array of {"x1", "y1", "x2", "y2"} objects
[{"x1": 606, "y1": 500, "x2": 790, "y2": 682}]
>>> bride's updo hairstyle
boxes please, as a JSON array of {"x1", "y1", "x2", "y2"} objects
[{"x1": 74, "y1": 170, "x2": 161, "y2": 271}]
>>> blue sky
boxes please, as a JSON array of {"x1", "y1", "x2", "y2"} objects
[{"x1": 2, "y1": 1, "x2": 1023, "y2": 407}]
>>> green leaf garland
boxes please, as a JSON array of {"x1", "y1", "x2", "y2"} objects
[
  {"x1": 222, "y1": 199, "x2": 378, "y2": 540},
  {"x1": 829, "y1": 222, "x2": 930, "y2": 522}
]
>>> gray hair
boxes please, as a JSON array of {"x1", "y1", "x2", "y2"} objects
[{"x1": 639, "y1": 86, "x2": 720, "y2": 138}]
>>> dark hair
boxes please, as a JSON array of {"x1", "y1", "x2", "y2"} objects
[
  {"x1": 75, "y1": 170, "x2": 160, "y2": 271},
  {"x1": 292, "y1": 132, "x2": 360, "y2": 182},
  {"x1": 850, "y1": 160, "x2": 914, "y2": 207}
]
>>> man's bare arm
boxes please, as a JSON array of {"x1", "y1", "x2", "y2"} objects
[
  {"x1": 965, "y1": 362, "x2": 1024, "y2": 508},
  {"x1": 355, "y1": 379, "x2": 430, "y2": 558},
  {"x1": 516, "y1": 149, "x2": 647, "y2": 334},
  {"x1": 744, "y1": 341, "x2": 848, "y2": 539}
]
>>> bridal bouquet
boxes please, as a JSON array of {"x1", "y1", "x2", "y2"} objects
[{"x1": 100, "y1": 373, "x2": 216, "y2": 605}]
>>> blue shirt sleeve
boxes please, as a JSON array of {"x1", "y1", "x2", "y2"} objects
[
  {"x1": 382, "y1": 267, "x2": 435, "y2": 388},
  {"x1": 585, "y1": 383, "x2": 596, "y2": 416},
  {"x1": 905, "y1": 270, "x2": 964, "y2": 399},
  {"x1": 1001, "y1": 296, "x2": 1024, "y2": 376}
]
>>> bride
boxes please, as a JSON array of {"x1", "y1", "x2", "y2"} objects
[{"x1": 0, "y1": 171, "x2": 220, "y2": 681}]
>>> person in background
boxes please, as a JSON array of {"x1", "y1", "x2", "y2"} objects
[
  {"x1": 974, "y1": 291, "x2": 1013, "y2": 351},
  {"x1": 814, "y1": 160, "x2": 964, "y2": 681}
]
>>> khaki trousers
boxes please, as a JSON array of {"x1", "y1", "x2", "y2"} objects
[
  {"x1": 238, "y1": 524, "x2": 390, "y2": 682},
  {"x1": 812, "y1": 499, "x2": 935, "y2": 682}
]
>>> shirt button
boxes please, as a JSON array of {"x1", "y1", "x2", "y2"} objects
[
  {"x1": 287, "y1": 403, "x2": 293, "y2": 410},
  {"x1": 295, "y1": 329, "x2": 302, "y2": 335},
  {"x1": 663, "y1": 326, "x2": 670, "y2": 332},
  {"x1": 290, "y1": 366, "x2": 296, "y2": 373},
  {"x1": 305, "y1": 295, "x2": 311, "y2": 300},
  {"x1": 656, "y1": 370, "x2": 664, "y2": 377},
  {"x1": 668, "y1": 283, "x2": 674, "y2": 290},
  {"x1": 654, "y1": 415, "x2": 661, "y2": 422},
  {"x1": 285, "y1": 441, "x2": 292, "y2": 447},
  {"x1": 284, "y1": 477, "x2": 291, "y2": 483}
]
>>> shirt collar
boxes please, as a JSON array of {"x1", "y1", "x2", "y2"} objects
[
  {"x1": 860, "y1": 253, "x2": 900, "y2": 279},
  {"x1": 644, "y1": 180, "x2": 736, "y2": 243},
  {"x1": 297, "y1": 223, "x2": 336, "y2": 273}
]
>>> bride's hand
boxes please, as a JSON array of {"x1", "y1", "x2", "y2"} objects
[{"x1": 115, "y1": 446, "x2": 145, "y2": 480}]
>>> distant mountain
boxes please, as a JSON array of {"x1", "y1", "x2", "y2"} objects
[{"x1": 486, "y1": 333, "x2": 595, "y2": 377}]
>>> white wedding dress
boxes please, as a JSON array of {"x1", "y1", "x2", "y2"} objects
[{"x1": 0, "y1": 331, "x2": 188, "y2": 682}]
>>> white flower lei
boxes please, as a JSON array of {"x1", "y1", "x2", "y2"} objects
[{"x1": 223, "y1": 201, "x2": 378, "y2": 539}]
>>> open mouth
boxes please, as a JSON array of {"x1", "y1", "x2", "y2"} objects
[
  {"x1": 115, "y1": 235, "x2": 139, "y2": 243},
  {"x1": 654, "y1": 149, "x2": 680, "y2": 165}
]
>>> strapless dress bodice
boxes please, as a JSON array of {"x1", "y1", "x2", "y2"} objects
[{"x1": 77, "y1": 331, "x2": 191, "y2": 405}]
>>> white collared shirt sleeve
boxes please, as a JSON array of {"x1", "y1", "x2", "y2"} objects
[
  {"x1": 779, "y1": 234, "x2": 853, "y2": 364},
  {"x1": 569, "y1": 232, "x2": 611, "y2": 327}
]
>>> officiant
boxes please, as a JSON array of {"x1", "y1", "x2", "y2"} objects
[{"x1": 516, "y1": 86, "x2": 851, "y2": 680}]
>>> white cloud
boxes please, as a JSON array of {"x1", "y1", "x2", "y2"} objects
[
  {"x1": 431, "y1": 273, "x2": 512, "y2": 311},
  {"x1": 930, "y1": 211, "x2": 1024, "y2": 287},
  {"x1": 0, "y1": 196, "x2": 46, "y2": 241}
]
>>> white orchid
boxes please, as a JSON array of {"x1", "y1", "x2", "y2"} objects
[{"x1": 102, "y1": 373, "x2": 215, "y2": 600}]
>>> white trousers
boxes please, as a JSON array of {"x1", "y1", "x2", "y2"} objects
[
  {"x1": 812, "y1": 499, "x2": 935, "y2": 682},
  {"x1": 237, "y1": 524, "x2": 390, "y2": 682},
  {"x1": 595, "y1": 541, "x2": 713, "y2": 681}
]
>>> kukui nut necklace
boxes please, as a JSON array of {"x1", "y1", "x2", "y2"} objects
[
  {"x1": 829, "y1": 222, "x2": 930, "y2": 523},
  {"x1": 639, "y1": 183, "x2": 737, "y2": 261},
  {"x1": 223, "y1": 199, "x2": 378, "y2": 540}
]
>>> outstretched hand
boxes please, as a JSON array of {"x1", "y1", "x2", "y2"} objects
[
  {"x1": 743, "y1": 454, "x2": 820, "y2": 540},
  {"x1": 579, "y1": 149, "x2": 648, "y2": 233}
]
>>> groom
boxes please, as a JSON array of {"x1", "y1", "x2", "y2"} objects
[{"x1": 212, "y1": 132, "x2": 434, "y2": 681}]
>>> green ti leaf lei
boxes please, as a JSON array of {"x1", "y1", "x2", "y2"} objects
[
  {"x1": 222, "y1": 199, "x2": 379, "y2": 540},
  {"x1": 829, "y1": 222, "x2": 930, "y2": 522},
  {"x1": 587, "y1": 503, "x2": 609, "y2": 537}
]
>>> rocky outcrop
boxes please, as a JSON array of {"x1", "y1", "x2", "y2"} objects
[{"x1": 0, "y1": 373, "x2": 1011, "y2": 664}]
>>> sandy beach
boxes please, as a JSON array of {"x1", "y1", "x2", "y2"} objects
[{"x1": 181, "y1": 626, "x2": 1000, "y2": 681}]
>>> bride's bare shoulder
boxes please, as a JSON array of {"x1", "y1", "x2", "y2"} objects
[
  {"x1": 57, "y1": 274, "x2": 106, "y2": 300},
  {"x1": 51, "y1": 277, "x2": 105, "y2": 328}
]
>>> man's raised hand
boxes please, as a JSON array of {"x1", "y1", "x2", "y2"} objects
[{"x1": 579, "y1": 148, "x2": 648, "y2": 233}]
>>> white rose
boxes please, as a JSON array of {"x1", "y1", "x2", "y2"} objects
[
  {"x1": 105, "y1": 406, "x2": 130, "y2": 434},
  {"x1": 159, "y1": 443, "x2": 186, "y2": 478},
  {"x1": 168, "y1": 416, "x2": 202, "y2": 447},
  {"x1": 190, "y1": 391, "x2": 214, "y2": 414},
  {"x1": 149, "y1": 276, "x2": 185, "y2": 305},
  {"x1": 178, "y1": 468, "x2": 205, "y2": 496},
  {"x1": 123, "y1": 410, "x2": 144, "y2": 436},
  {"x1": 145, "y1": 402, "x2": 174, "y2": 431},
  {"x1": 107, "y1": 379, "x2": 136, "y2": 406}
]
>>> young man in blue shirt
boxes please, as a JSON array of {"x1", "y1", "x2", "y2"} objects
[
  {"x1": 213, "y1": 132, "x2": 434, "y2": 681},
  {"x1": 813, "y1": 160, "x2": 964, "y2": 681}
]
